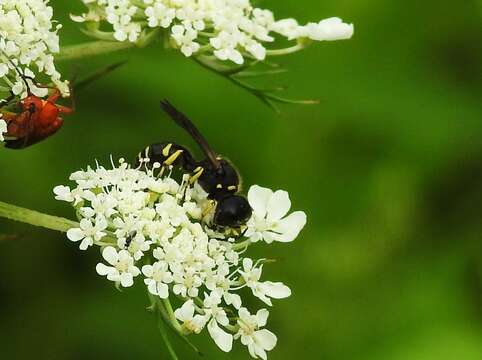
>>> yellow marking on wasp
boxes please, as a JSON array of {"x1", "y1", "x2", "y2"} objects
[
  {"x1": 189, "y1": 167, "x2": 204, "y2": 184},
  {"x1": 162, "y1": 143, "x2": 173, "y2": 157},
  {"x1": 228, "y1": 185, "x2": 237, "y2": 191},
  {"x1": 216, "y1": 184, "x2": 223, "y2": 189},
  {"x1": 164, "y1": 150, "x2": 183, "y2": 166}
]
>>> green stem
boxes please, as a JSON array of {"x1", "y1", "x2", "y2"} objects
[
  {"x1": 56, "y1": 41, "x2": 136, "y2": 62},
  {"x1": 157, "y1": 310, "x2": 180, "y2": 360},
  {"x1": 56, "y1": 29, "x2": 161, "y2": 62},
  {"x1": 265, "y1": 41, "x2": 311, "y2": 56},
  {"x1": 162, "y1": 298, "x2": 181, "y2": 329},
  {"x1": 156, "y1": 297, "x2": 203, "y2": 356},
  {"x1": 0, "y1": 201, "x2": 78, "y2": 233},
  {"x1": 232, "y1": 239, "x2": 252, "y2": 251}
]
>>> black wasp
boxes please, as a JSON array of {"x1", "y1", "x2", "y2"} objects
[{"x1": 136, "y1": 100, "x2": 252, "y2": 229}]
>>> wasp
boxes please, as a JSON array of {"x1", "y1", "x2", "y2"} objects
[{"x1": 137, "y1": 100, "x2": 252, "y2": 229}]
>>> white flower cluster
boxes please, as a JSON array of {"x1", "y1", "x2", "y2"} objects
[
  {"x1": 73, "y1": 0, "x2": 354, "y2": 64},
  {"x1": 0, "y1": 0, "x2": 69, "y2": 97},
  {"x1": 0, "y1": 117, "x2": 7, "y2": 142},
  {"x1": 54, "y1": 158, "x2": 306, "y2": 359}
]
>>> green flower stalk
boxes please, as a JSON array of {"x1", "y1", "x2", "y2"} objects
[{"x1": 0, "y1": 201, "x2": 78, "y2": 233}]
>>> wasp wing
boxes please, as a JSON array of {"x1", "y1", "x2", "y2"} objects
[{"x1": 160, "y1": 100, "x2": 220, "y2": 169}]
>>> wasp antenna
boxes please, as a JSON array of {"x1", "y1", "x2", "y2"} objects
[{"x1": 160, "y1": 100, "x2": 221, "y2": 169}]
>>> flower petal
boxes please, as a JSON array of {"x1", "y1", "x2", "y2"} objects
[
  {"x1": 254, "y1": 329, "x2": 277, "y2": 351},
  {"x1": 261, "y1": 281, "x2": 291, "y2": 299},
  {"x1": 266, "y1": 190, "x2": 291, "y2": 221},
  {"x1": 142, "y1": 265, "x2": 153, "y2": 277},
  {"x1": 273, "y1": 211, "x2": 307, "y2": 242},
  {"x1": 175, "y1": 300, "x2": 195, "y2": 322},
  {"x1": 157, "y1": 283, "x2": 169, "y2": 299},
  {"x1": 120, "y1": 272, "x2": 134, "y2": 287},
  {"x1": 145, "y1": 279, "x2": 158, "y2": 295},
  {"x1": 247, "y1": 185, "x2": 272, "y2": 218},
  {"x1": 79, "y1": 237, "x2": 93, "y2": 250},
  {"x1": 208, "y1": 320, "x2": 233, "y2": 352},
  {"x1": 256, "y1": 309, "x2": 270, "y2": 327},
  {"x1": 243, "y1": 258, "x2": 253, "y2": 271},
  {"x1": 96, "y1": 263, "x2": 115, "y2": 276},
  {"x1": 66, "y1": 228, "x2": 84, "y2": 242},
  {"x1": 102, "y1": 246, "x2": 119, "y2": 265}
]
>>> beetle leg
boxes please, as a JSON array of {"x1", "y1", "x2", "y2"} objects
[
  {"x1": 48, "y1": 87, "x2": 75, "y2": 114},
  {"x1": 56, "y1": 104, "x2": 74, "y2": 114},
  {"x1": 47, "y1": 89, "x2": 61, "y2": 103}
]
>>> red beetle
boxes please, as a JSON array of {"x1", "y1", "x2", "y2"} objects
[
  {"x1": 0, "y1": 60, "x2": 125, "y2": 149},
  {"x1": 1, "y1": 88, "x2": 74, "y2": 149}
]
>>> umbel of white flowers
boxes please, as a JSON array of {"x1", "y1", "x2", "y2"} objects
[
  {"x1": 54, "y1": 158, "x2": 307, "y2": 359},
  {"x1": 72, "y1": 0, "x2": 354, "y2": 64},
  {"x1": 0, "y1": 0, "x2": 69, "y2": 97}
]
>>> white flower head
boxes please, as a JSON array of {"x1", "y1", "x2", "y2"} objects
[
  {"x1": 235, "y1": 308, "x2": 277, "y2": 360},
  {"x1": 305, "y1": 17, "x2": 354, "y2": 41},
  {"x1": 67, "y1": 216, "x2": 108, "y2": 250},
  {"x1": 203, "y1": 291, "x2": 233, "y2": 352},
  {"x1": 142, "y1": 261, "x2": 173, "y2": 298},
  {"x1": 53, "y1": 185, "x2": 74, "y2": 202},
  {"x1": 171, "y1": 25, "x2": 200, "y2": 57},
  {"x1": 240, "y1": 258, "x2": 291, "y2": 306},
  {"x1": 246, "y1": 185, "x2": 307, "y2": 244},
  {"x1": 175, "y1": 299, "x2": 208, "y2": 334},
  {"x1": 271, "y1": 18, "x2": 302, "y2": 40},
  {"x1": 0, "y1": 0, "x2": 68, "y2": 97},
  {"x1": 57, "y1": 159, "x2": 308, "y2": 359},
  {"x1": 74, "y1": 0, "x2": 353, "y2": 65},
  {"x1": 96, "y1": 246, "x2": 141, "y2": 287}
]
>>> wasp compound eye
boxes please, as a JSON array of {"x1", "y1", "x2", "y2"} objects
[{"x1": 214, "y1": 195, "x2": 252, "y2": 227}]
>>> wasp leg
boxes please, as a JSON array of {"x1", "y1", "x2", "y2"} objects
[
  {"x1": 163, "y1": 149, "x2": 184, "y2": 166},
  {"x1": 202, "y1": 200, "x2": 216, "y2": 220},
  {"x1": 189, "y1": 166, "x2": 205, "y2": 185}
]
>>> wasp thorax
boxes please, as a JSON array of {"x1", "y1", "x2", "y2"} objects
[{"x1": 198, "y1": 159, "x2": 240, "y2": 200}]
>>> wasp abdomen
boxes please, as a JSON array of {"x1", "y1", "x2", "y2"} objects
[{"x1": 137, "y1": 142, "x2": 197, "y2": 172}]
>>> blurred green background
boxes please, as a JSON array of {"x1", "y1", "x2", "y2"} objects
[{"x1": 1, "y1": 1, "x2": 482, "y2": 359}]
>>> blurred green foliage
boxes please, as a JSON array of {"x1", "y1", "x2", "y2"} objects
[{"x1": 1, "y1": 1, "x2": 482, "y2": 359}]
